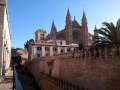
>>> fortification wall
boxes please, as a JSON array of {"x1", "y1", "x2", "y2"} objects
[{"x1": 27, "y1": 47, "x2": 120, "y2": 90}]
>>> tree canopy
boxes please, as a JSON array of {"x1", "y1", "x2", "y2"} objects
[
  {"x1": 24, "y1": 39, "x2": 34, "y2": 51},
  {"x1": 94, "y1": 19, "x2": 120, "y2": 47}
]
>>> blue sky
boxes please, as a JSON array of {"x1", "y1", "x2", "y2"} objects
[{"x1": 8, "y1": 0, "x2": 120, "y2": 48}]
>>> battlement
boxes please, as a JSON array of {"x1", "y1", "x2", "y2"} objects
[
  {"x1": 27, "y1": 46, "x2": 120, "y2": 90},
  {"x1": 34, "y1": 46, "x2": 120, "y2": 60}
]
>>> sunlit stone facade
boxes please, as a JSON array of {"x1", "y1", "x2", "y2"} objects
[
  {"x1": 0, "y1": 0, "x2": 11, "y2": 77},
  {"x1": 30, "y1": 29, "x2": 78, "y2": 60}
]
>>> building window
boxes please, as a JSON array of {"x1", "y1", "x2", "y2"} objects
[
  {"x1": 37, "y1": 54, "x2": 41, "y2": 57},
  {"x1": 45, "y1": 47, "x2": 49, "y2": 51},
  {"x1": 37, "y1": 47, "x2": 41, "y2": 51},
  {"x1": 67, "y1": 48, "x2": 71, "y2": 52},
  {"x1": 53, "y1": 47, "x2": 57, "y2": 51},
  {"x1": 60, "y1": 42, "x2": 62, "y2": 45},
  {"x1": 61, "y1": 49, "x2": 63, "y2": 53},
  {"x1": 73, "y1": 48, "x2": 76, "y2": 52}
]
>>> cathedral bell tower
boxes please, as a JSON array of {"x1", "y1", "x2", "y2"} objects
[
  {"x1": 81, "y1": 11, "x2": 88, "y2": 46},
  {"x1": 65, "y1": 9, "x2": 73, "y2": 44},
  {"x1": 35, "y1": 29, "x2": 46, "y2": 42}
]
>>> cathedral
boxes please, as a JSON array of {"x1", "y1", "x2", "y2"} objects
[
  {"x1": 30, "y1": 9, "x2": 93, "y2": 59},
  {"x1": 46, "y1": 9, "x2": 92, "y2": 46}
]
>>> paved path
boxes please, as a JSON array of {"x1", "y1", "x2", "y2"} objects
[
  {"x1": 0, "y1": 69, "x2": 13, "y2": 90},
  {"x1": 0, "y1": 66, "x2": 40, "y2": 90}
]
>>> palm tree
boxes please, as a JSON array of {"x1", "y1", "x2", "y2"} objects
[{"x1": 94, "y1": 19, "x2": 120, "y2": 47}]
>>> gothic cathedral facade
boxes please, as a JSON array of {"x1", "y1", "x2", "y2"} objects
[{"x1": 47, "y1": 9, "x2": 90, "y2": 46}]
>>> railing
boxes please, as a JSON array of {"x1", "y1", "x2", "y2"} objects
[{"x1": 40, "y1": 72, "x2": 88, "y2": 90}]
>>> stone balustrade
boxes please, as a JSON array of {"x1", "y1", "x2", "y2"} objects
[{"x1": 39, "y1": 46, "x2": 120, "y2": 60}]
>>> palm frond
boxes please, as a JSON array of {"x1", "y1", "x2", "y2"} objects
[{"x1": 94, "y1": 19, "x2": 120, "y2": 46}]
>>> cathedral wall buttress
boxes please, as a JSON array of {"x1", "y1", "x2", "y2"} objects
[{"x1": 82, "y1": 25, "x2": 88, "y2": 46}]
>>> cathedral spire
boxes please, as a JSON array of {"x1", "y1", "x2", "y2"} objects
[
  {"x1": 65, "y1": 8, "x2": 73, "y2": 44},
  {"x1": 94, "y1": 25, "x2": 98, "y2": 36},
  {"x1": 94, "y1": 25, "x2": 97, "y2": 30},
  {"x1": 93, "y1": 25, "x2": 99, "y2": 43},
  {"x1": 51, "y1": 21, "x2": 57, "y2": 32},
  {"x1": 50, "y1": 20, "x2": 57, "y2": 41},
  {"x1": 94, "y1": 25, "x2": 97, "y2": 32},
  {"x1": 81, "y1": 11, "x2": 88, "y2": 46},
  {"x1": 66, "y1": 8, "x2": 71, "y2": 24},
  {"x1": 82, "y1": 11, "x2": 87, "y2": 25},
  {"x1": 67, "y1": 8, "x2": 70, "y2": 17},
  {"x1": 74, "y1": 16, "x2": 76, "y2": 21}
]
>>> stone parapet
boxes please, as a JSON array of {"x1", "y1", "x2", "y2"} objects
[{"x1": 27, "y1": 46, "x2": 120, "y2": 90}]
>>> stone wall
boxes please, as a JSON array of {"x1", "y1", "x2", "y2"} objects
[
  {"x1": 38, "y1": 73, "x2": 63, "y2": 90},
  {"x1": 27, "y1": 47, "x2": 120, "y2": 90},
  {"x1": 0, "y1": 0, "x2": 11, "y2": 76},
  {"x1": 53, "y1": 58, "x2": 120, "y2": 90},
  {"x1": 0, "y1": 0, "x2": 5, "y2": 76}
]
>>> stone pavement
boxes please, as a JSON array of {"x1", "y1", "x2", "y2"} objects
[{"x1": 0, "y1": 69, "x2": 13, "y2": 90}]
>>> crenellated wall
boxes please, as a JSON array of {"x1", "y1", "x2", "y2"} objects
[{"x1": 27, "y1": 46, "x2": 120, "y2": 90}]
